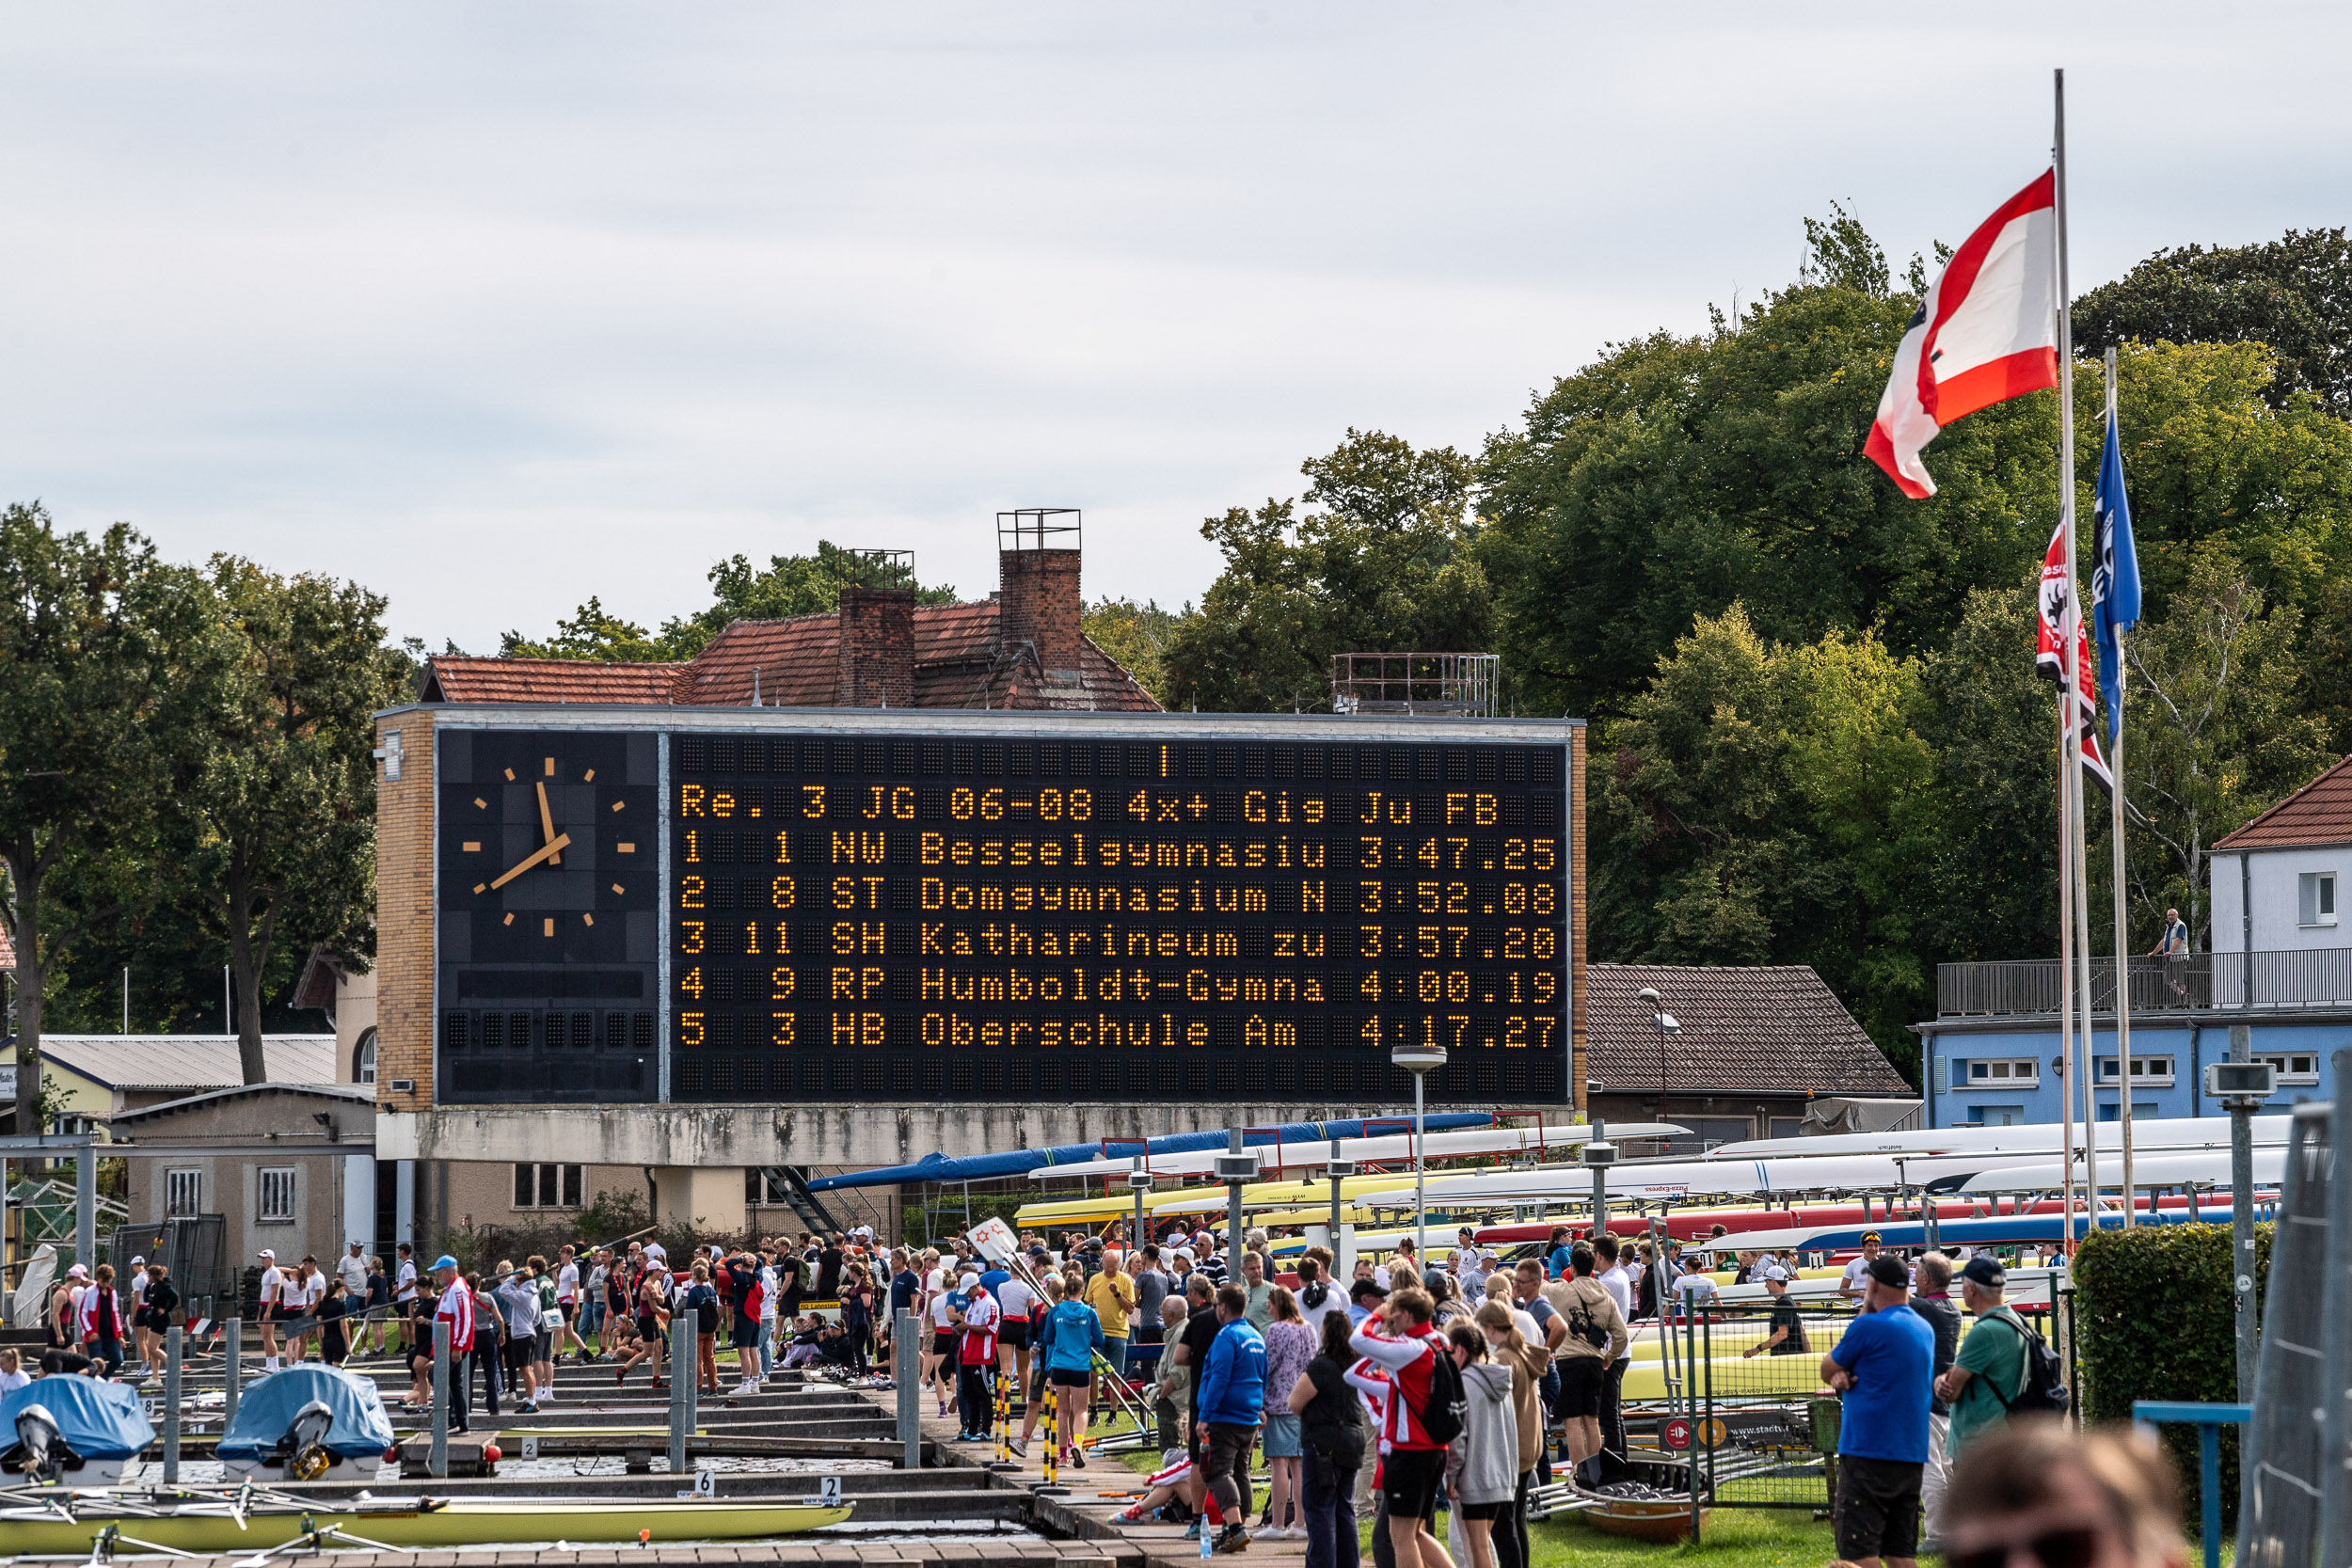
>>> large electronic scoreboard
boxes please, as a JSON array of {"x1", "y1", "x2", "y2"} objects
[{"x1": 434, "y1": 721, "x2": 1572, "y2": 1108}]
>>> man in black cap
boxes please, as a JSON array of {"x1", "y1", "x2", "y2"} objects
[
  {"x1": 1820, "y1": 1253, "x2": 1932, "y2": 1568},
  {"x1": 1936, "y1": 1254, "x2": 2029, "y2": 1464}
]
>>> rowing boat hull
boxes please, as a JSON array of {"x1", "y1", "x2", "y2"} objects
[{"x1": 0, "y1": 1498, "x2": 853, "y2": 1555}]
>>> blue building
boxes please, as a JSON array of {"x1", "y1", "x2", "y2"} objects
[{"x1": 1916, "y1": 756, "x2": 2352, "y2": 1128}]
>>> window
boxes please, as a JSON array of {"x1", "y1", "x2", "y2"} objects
[
  {"x1": 1972, "y1": 1106, "x2": 2025, "y2": 1127},
  {"x1": 1768, "y1": 1117, "x2": 1806, "y2": 1140},
  {"x1": 258, "y1": 1167, "x2": 297, "y2": 1223},
  {"x1": 2299, "y1": 872, "x2": 2338, "y2": 927},
  {"x1": 2098, "y1": 1101, "x2": 2162, "y2": 1121},
  {"x1": 2096, "y1": 1055, "x2": 2175, "y2": 1086},
  {"x1": 513, "y1": 1163, "x2": 584, "y2": 1209},
  {"x1": 2257, "y1": 1052, "x2": 2320, "y2": 1085},
  {"x1": 1968, "y1": 1058, "x2": 2040, "y2": 1084},
  {"x1": 353, "y1": 1028, "x2": 377, "y2": 1085},
  {"x1": 747, "y1": 1168, "x2": 796, "y2": 1204},
  {"x1": 166, "y1": 1169, "x2": 201, "y2": 1217}
]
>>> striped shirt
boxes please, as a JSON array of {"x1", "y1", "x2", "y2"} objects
[{"x1": 435, "y1": 1278, "x2": 476, "y2": 1353}]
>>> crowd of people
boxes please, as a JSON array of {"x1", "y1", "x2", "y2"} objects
[
  {"x1": 874, "y1": 1214, "x2": 2106, "y2": 1566},
  {"x1": 24, "y1": 1212, "x2": 2185, "y2": 1567}
]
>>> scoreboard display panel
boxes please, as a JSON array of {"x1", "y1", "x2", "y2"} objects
[{"x1": 664, "y1": 731, "x2": 1566, "y2": 1106}]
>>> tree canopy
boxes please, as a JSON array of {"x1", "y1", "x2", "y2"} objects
[
  {"x1": 2074, "y1": 227, "x2": 2352, "y2": 418},
  {"x1": 501, "y1": 542, "x2": 958, "y2": 662},
  {"x1": 1158, "y1": 212, "x2": 2352, "y2": 1077}
]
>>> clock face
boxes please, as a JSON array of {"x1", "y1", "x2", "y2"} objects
[{"x1": 436, "y1": 728, "x2": 660, "y2": 1103}]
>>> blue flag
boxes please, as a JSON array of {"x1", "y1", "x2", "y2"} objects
[{"x1": 2090, "y1": 405, "x2": 2141, "y2": 745}]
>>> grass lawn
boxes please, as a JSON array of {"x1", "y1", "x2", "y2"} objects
[{"x1": 1105, "y1": 1427, "x2": 1848, "y2": 1564}]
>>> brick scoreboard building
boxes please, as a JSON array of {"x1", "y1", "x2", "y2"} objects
[{"x1": 371, "y1": 527, "x2": 1587, "y2": 1244}]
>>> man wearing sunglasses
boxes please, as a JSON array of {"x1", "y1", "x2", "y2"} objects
[
  {"x1": 1941, "y1": 1418, "x2": 2186, "y2": 1568},
  {"x1": 1820, "y1": 1253, "x2": 1933, "y2": 1568}
]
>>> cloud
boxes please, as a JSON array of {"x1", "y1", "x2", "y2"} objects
[{"x1": 0, "y1": 4, "x2": 2343, "y2": 650}]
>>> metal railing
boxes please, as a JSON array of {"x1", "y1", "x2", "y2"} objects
[
  {"x1": 1937, "y1": 948, "x2": 2352, "y2": 1017},
  {"x1": 1328, "y1": 652, "x2": 1501, "y2": 718}
]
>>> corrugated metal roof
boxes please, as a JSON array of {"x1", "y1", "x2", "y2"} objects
[
  {"x1": 40, "y1": 1036, "x2": 339, "y2": 1093},
  {"x1": 110, "y1": 1080, "x2": 373, "y2": 1126},
  {"x1": 1585, "y1": 963, "x2": 1909, "y2": 1096},
  {"x1": 2216, "y1": 755, "x2": 2352, "y2": 851}
]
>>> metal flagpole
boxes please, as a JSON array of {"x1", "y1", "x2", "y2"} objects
[
  {"x1": 2053, "y1": 66, "x2": 2081, "y2": 1255},
  {"x1": 2106, "y1": 345, "x2": 2136, "y2": 1227},
  {"x1": 2057, "y1": 70, "x2": 2102, "y2": 1238}
]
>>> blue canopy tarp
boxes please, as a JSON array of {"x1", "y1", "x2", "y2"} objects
[
  {"x1": 217, "y1": 1365, "x2": 396, "y2": 1462},
  {"x1": 2, "y1": 1376, "x2": 154, "y2": 1460},
  {"x1": 803, "y1": 1114, "x2": 1496, "y2": 1190}
]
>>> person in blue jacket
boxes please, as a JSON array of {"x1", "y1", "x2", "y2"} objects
[
  {"x1": 1195, "y1": 1282, "x2": 1269, "y2": 1554},
  {"x1": 1025, "y1": 1274, "x2": 1104, "y2": 1469}
]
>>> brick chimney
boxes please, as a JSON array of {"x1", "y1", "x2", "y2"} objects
[
  {"x1": 997, "y1": 546, "x2": 1084, "y2": 682},
  {"x1": 835, "y1": 588, "x2": 915, "y2": 707}
]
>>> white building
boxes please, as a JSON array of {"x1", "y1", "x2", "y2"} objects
[{"x1": 2211, "y1": 754, "x2": 2352, "y2": 956}]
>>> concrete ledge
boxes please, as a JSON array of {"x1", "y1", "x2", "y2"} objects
[{"x1": 377, "y1": 1101, "x2": 1411, "y2": 1167}]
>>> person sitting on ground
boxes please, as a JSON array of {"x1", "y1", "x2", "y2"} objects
[
  {"x1": 1942, "y1": 1418, "x2": 2185, "y2": 1568},
  {"x1": 783, "y1": 1314, "x2": 825, "y2": 1369},
  {"x1": 1114, "y1": 1449, "x2": 1200, "y2": 1526}
]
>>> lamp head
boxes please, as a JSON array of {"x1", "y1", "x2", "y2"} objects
[{"x1": 1636, "y1": 988, "x2": 1661, "y2": 1005}]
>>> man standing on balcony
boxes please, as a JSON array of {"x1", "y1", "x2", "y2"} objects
[{"x1": 2149, "y1": 908, "x2": 2189, "y2": 1004}]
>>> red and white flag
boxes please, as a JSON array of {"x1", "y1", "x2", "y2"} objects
[
  {"x1": 1867, "y1": 171, "x2": 2061, "y2": 499},
  {"x1": 2034, "y1": 516, "x2": 2112, "y2": 795}
]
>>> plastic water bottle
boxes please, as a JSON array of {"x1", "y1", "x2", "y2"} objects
[{"x1": 1200, "y1": 1514, "x2": 1215, "y2": 1560}]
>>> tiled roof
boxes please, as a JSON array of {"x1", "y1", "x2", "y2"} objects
[
  {"x1": 2216, "y1": 754, "x2": 2352, "y2": 850},
  {"x1": 672, "y1": 615, "x2": 840, "y2": 707},
  {"x1": 0, "y1": 923, "x2": 13, "y2": 972},
  {"x1": 421, "y1": 657, "x2": 685, "y2": 705},
  {"x1": 40, "y1": 1035, "x2": 339, "y2": 1093},
  {"x1": 421, "y1": 599, "x2": 1162, "y2": 714},
  {"x1": 1586, "y1": 964, "x2": 1909, "y2": 1096}
]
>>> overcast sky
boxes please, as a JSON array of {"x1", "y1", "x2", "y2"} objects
[{"x1": 3, "y1": 6, "x2": 2344, "y2": 654}]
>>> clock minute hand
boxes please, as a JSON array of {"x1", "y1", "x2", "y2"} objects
[
  {"x1": 489, "y1": 832, "x2": 573, "y2": 891},
  {"x1": 536, "y1": 782, "x2": 563, "y2": 866}
]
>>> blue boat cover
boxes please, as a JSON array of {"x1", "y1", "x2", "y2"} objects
[
  {"x1": 216, "y1": 1365, "x2": 397, "y2": 1462},
  {"x1": 1, "y1": 1376, "x2": 155, "y2": 1460},
  {"x1": 804, "y1": 1113, "x2": 1496, "y2": 1191}
]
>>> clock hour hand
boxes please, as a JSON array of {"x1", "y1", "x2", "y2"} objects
[
  {"x1": 536, "y1": 782, "x2": 563, "y2": 866},
  {"x1": 488, "y1": 832, "x2": 572, "y2": 891}
]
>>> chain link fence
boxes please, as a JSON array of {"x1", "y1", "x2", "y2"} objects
[{"x1": 1623, "y1": 1297, "x2": 2074, "y2": 1514}]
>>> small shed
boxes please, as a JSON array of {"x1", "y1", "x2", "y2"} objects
[{"x1": 110, "y1": 1083, "x2": 379, "y2": 1282}]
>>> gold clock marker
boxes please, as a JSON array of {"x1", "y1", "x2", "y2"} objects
[
  {"x1": 543, "y1": 918, "x2": 554, "y2": 936},
  {"x1": 611, "y1": 882, "x2": 625, "y2": 895}
]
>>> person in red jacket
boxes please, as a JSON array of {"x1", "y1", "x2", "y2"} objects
[{"x1": 1349, "y1": 1287, "x2": 1456, "y2": 1568}]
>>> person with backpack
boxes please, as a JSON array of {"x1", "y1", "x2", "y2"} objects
[
  {"x1": 1936, "y1": 1255, "x2": 2065, "y2": 1462},
  {"x1": 1350, "y1": 1285, "x2": 1462, "y2": 1568},
  {"x1": 1550, "y1": 1245, "x2": 1629, "y2": 1487},
  {"x1": 681, "y1": 1259, "x2": 723, "y2": 1396}
]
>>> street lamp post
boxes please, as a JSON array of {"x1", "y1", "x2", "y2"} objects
[
  {"x1": 1640, "y1": 988, "x2": 1681, "y2": 1149},
  {"x1": 1391, "y1": 1041, "x2": 1449, "y2": 1268},
  {"x1": 1126, "y1": 1170, "x2": 1153, "y2": 1256}
]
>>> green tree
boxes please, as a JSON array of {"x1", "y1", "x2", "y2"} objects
[
  {"x1": 2112, "y1": 544, "x2": 2328, "y2": 946},
  {"x1": 2074, "y1": 227, "x2": 2352, "y2": 417},
  {"x1": 167, "y1": 559, "x2": 405, "y2": 1083},
  {"x1": 1910, "y1": 578, "x2": 2070, "y2": 970},
  {"x1": 1080, "y1": 596, "x2": 1190, "y2": 708},
  {"x1": 1476, "y1": 224, "x2": 2057, "y2": 723},
  {"x1": 1592, "y1": 606, "x2": 1938, "y2": 1069},
  {"x1": 0, "y1": 507, "x2": 211, "y2": 1131},
  {"x1": 1161, "y1": 430, "x2": 1489, "y2": 712},
  {"x1": 501, "y1": 543, "x2": 959, "y2": 663}
]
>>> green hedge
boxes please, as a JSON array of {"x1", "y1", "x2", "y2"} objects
[{"x1": 2072, "y1": 1220, "x2": 2272, "y2": 1528}]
